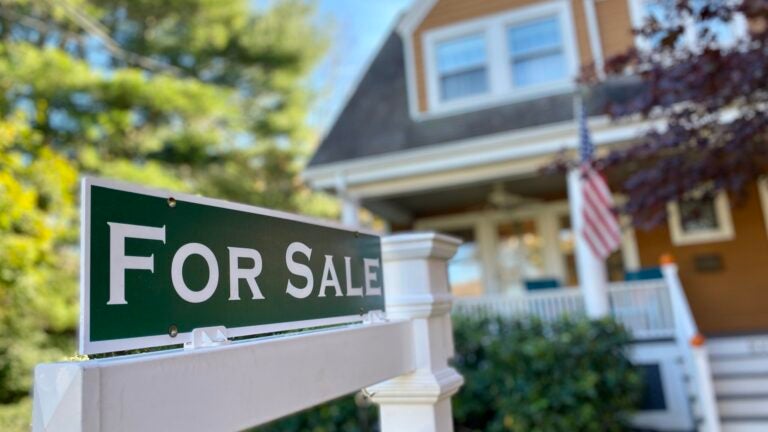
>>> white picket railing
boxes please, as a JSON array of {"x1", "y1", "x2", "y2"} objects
[
  {"x1": 453, "y1": 279, "x2": 675, "y2": 340},
  {"x1": 608, "y1": 280, "x2": 675, "y2": 339},
  {"x1": 452, "y1": 287, "x2": 585, "y2": 321}
]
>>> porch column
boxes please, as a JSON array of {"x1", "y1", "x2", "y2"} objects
[
  {"x1": 340, "y1": 195, "x2": 360, "y2": 227},
  {"x1": 566, "y1": 169, "x2": 610, "y2": 318},
  {"x1": 367, "y1": 233, "x2": 464, "y2": 432},
  {"x1": 538, "y1": 211, "x2": 566, "y2": 281},
  {"x1": 335, "y1": 172, "x2": 360, "y2": 227},
  {"x1": 475, "y1": 217, "x2": 500, "y2": 294}
]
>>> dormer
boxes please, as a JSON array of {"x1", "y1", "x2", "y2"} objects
[
  {"x1": 398, "y1": 0, "x2": 637, "y2": 119},
  {"x1": 419, "y1": 2, "x2": 579, "y2": 115}
]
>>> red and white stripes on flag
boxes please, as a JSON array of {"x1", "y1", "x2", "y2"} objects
[
  {"x1": 578, "y1": 98, "x2": 621, "y2": 259},
  {"x1": 580, "y1": 166, "x2": 621, "y2": 259}
]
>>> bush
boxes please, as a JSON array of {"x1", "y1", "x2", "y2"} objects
[
  {"x1": 255, "y1": 315, "x2": 641, "y2": 432},
  {"x1": 452, "y1": 315, "x2": 642, "y2": 432},
  {"x1": 255, "y1": 392, "x2": 377, "y2": 432}
]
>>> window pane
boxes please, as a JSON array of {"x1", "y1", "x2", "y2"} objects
[
  {"x1": 507, "y1": 17, "x2": 566, "y2": 87},
  {"x1": 512, "y1": 52, "x2": 566, "y2": 87},
  {"x1": 436, "y1": 34, "x2": 488, "y2": 101},
  {"x1": 440, "y1": 68, "x2": 488, "y2": 101},
  {"x1": 443, "y1": 228, "x2": 483, "y2": 297},
  {"x1": 436, "y1": 34, "x2": 486, "y2": 74},
  {"x1": 508, "y1": 17, "x2": 561, "y2": 57},
  {"x1": 679, "y1": 198, "x2": 719, "y2": 232}
]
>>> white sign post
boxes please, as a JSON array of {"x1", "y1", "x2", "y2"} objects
[{"x1": 32, "y1": 232, "x2": 463, "y2": 432}]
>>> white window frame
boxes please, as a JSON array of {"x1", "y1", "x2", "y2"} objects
[
  {"x1": 627, "y1": 0, "x2": 748, "y2": 52},
  {"x1": 758, "y1": 177, "x2": 768, "y2": 238},
  {"x1": 667, "y1": 191, "x2": 734, "y2": 246},
  {"x1": 422, "y1": 0, "x2": 579, "y2": 116},
  {"x1": 431, "y1": 31, "x2": 492, "y2": 104}
]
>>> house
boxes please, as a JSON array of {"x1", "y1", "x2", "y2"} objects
[{"x1": 304, "y1": 1, "x2": 768, "y2": 430}]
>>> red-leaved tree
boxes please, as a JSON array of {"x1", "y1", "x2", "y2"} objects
[{"x1": 573, "y1": 0, "x2": 768, "y2": 229}]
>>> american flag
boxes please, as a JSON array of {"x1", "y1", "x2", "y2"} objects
[{"x1": 578, "y1": 101, "x2": 621, "y2": 259}]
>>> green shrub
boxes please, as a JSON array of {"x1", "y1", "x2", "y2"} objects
[
  {"x1": 255, "y1": 392, "x2": 377, "y2": 432},
  {"x1": 0, "y1": 397, "x2": 31, "y2": 432},
  {"x1": 255, "y1": 315, "x2": 641, "y2": 432},
  {"x1": 452, "y1": 315, "x2": 642, "y2": 432}
]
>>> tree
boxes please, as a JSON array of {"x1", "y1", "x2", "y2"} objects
[
  {"x1": 0, "y1": 1, "x2": 334, "y2": 427},
  {"x1": 578, "y1": 0, "x2": 768, "y2": 229}
]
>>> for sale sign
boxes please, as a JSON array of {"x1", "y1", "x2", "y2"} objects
[{"x1": 80, "y1": 178, "x2": 384, "y2": 354}]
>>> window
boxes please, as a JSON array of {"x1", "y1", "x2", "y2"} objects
[
  {"x1": 667, "y1": 192, "x2": 734, "y2": 245},
  {"x1": 507, "y1": 17, "x2": 567, "y2": 88},
  {"x1": 422, "y1": 2, "x2": 577, "y2": 114},
  {"x1": 436, "y1": 34, "x2": 489, "y2": 101}
]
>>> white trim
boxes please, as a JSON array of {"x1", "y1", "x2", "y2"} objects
[
  {"x1": 667, "y1": 191, "x2": 734, "y2": 246},
  {"x1": 79, "y1": 176, "x2": 382, "y2": 355},
  {"x1": 396, "y1": 0, "x2": 437, "y2": 36},
  {"x1": 582, "y1": 0, "x2": 604, "y2": 78},
  {"x1": 629, "y1": 341, "x2": 696, "y2": 431},
  {"x1": 395, "y1": 0, "x2": 437, "y2": 120},
  {"x1": 304, "y1": 117, "x2": 651, "y2": 198},
  {"x1": 402, "y1": 28, "x2": 422, "y2": 119},
  {"x1": 758, "y1": 177, "x2": 768, "y2": 238},
  {"x1": 421, "y1": 0, "x2": 579, "y2": 117}
]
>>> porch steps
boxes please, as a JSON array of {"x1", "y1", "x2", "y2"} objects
[{"x1": 706, "y1": 335, "x2": 768, "y2": 431}]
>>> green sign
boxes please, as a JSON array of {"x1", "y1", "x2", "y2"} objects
[{"x1": 80, "y1": 178, "x2": 384, "y2": 354}]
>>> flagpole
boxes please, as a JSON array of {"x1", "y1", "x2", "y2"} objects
[{"x1": 567, "y1": 90, "x2": 610, "y2": 318}]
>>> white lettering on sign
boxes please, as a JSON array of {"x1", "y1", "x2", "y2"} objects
[
  {"x1": 285, "y1": 242, "x2": 314, "y2": 299},
  {"x1": 172, "y1": 243, "x2": 219, "y2": 303},
  {"x1": 228, "y1": 247, "x2": 264, "y2": 300},
  {"x1": 105, "y1": 223, "x2": 383, "y2": 304},
  {"x1": 363, "y1": 258, "x2": 382, "y2": 296},
  {"x1": 107, "y1": 222, "x2": 166, "y2": 305},
  {"x1": 319, "y1": 255, "x2": 342, "y2": 297},
  {"x1": 344, "y1": 256, "x2": 363, "y2": 297}
]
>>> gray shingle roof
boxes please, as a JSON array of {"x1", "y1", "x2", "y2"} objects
[{"x1": 309, "y1": 31, "x2": 641, "y2": 168}]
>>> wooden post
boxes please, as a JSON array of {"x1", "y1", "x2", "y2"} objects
[{"x1": 367, "y1": 233, "x2": 464, "y2": 432}]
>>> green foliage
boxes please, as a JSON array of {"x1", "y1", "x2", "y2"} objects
[
  {"x1": 0, "y1": 1, "x2": 335, "y2": 429},
  {"x1": 452, "y1": 315, "x2": 642, "y2": 432},
  {"x1": 247, "y1": 316, "x2": 641, "y2": 432},
  {"x1": 0, "y1": 115, "x2": 79, "y2": 405}
]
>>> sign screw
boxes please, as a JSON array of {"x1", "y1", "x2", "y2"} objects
[
  {"x1": 354, "y1": 231, "x2": 360, "y2": 238},
  {"x1": 167, "y1": 197, "x2": 176, "y2": 208},
  {"x1": 168, "y1": 324, "x2": 179, "y2": 337}
]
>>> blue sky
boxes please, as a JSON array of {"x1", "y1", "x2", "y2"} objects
[{"x1": 310, "y1": 0, "x2": 413, "y2": 134}]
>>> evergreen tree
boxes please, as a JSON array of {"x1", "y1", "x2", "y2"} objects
[{"x1": 0, "y1": 1, "x2": 334, "y2": 427}]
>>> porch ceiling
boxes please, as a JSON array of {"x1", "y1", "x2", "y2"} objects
[{"x1": 362, "y1": 171, "x2": 568, "y2": 224}]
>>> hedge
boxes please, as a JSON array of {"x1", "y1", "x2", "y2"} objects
[{"x1": 257, "y1": 315, "x2": 641, "y2": 432}]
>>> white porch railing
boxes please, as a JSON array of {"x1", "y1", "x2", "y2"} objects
[{"x1": 453, "y1": 279, "x2": 675, "y2": 340}]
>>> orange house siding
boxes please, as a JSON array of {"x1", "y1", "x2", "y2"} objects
[
  {"x1": 412, "y1": 0, "x2": 636, "y2": 112},
  {"x1": 636, "y1": 185, "x2": 768, "y2": 335},
  {"x1": 596, "y1": 0, "x2": 635, "y2": 58}
]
